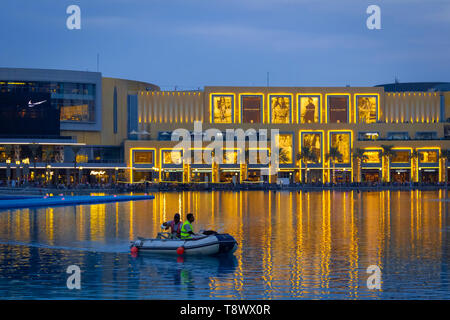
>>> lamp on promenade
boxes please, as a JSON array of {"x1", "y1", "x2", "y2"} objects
[
  {"x1": 6, "y1": 159, "x2": 11, "y2": 185},
  {"x1": 15, "y1": 160, "x2": 21, "y2": 185}
]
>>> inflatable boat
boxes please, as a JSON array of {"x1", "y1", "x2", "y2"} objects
[{"x1": 130, "y1": 231, "x2": 238, "y2": 256}]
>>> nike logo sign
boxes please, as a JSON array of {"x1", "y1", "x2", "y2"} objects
[{"x1": 28, "y1": 100, "x2": 47, "y2": 108}]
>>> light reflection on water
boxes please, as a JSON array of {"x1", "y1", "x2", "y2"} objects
[{"x1": 0, "y1": 190, "x2": 448, "y2": 299}]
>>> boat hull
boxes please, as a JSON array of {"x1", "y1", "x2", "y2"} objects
[{"x1": 131, "y1": 233, "x2": 237, "y2": 256}]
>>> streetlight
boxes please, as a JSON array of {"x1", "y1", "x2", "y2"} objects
[
  {"x1": 16, "y1": 160, "x2": 21, "y2": 185},
  {"x1": 6, "y1": 159, "x2": 11, "y2": 185},
  {"x1": 79, "y1": 166, "x2": 83, "y2": 184}
]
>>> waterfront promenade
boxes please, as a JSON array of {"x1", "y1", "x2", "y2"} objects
[{"x1": 0, "y1": 181, "x2": 448, "y2": 195}]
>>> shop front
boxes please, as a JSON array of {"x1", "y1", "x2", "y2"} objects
[
  {"x1": 246, "y1": 168, "x2": 269, "y2": 183},
  {"x1": 333, "y1": 169, "x2": 351, "y2": 183},
  {"x1": 277, "y1": 170, "x2": 295, "y2": 184},
  {"x1": 361, "y1": 169, "x2": 381, "y2": 182},
  {"x1": 390, "y1": 169, "x2": 411, "y2": 183},
  {"x1": 419, "y1": 168, "x2": 439, "y2": 183},
  {"x1": 219, "y1": 169, "x2": 240, "y2": 183},
  {"x1": 161, "y1": 169, "x2": 183, "y2": 182},
  {"x1": 190, "y1": 168, "x2": 212, "y2": 183},
  {"x1": 303, "y1": 168, "x2": 323, "y2": 183},
  {"x1": 133, "y1": 169, "x2": 157, "y2": 183}
]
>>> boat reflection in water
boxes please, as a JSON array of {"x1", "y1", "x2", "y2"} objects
[{"x1": 131, "y1": 254, "x2": 238, "y2": 293}]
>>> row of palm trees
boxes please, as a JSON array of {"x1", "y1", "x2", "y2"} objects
[
  {"x1": 2, "y1": 144, "x2": 83, "y2": 182},
  {"x1": 283, "y1": 145, "x2": 450, "y2": 184}
]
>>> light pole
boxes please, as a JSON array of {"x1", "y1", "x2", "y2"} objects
[
  {"x1": 6, "y1": 159, "x2": 11, "y2": 186},
  {"x1": 79, "y1": 166, "x2": 83, "y2": 184},
  {"x1": 23, "y1": 158, "x2": 30, "y2": 185},
  {"x1": 15, "y1": 160, "x2": 21, "y2": 185},
  {"x1": 46, "y1": 164, "x2": 51, "y2": 184}
]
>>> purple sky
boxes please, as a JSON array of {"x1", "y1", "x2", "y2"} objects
[{"x1": 0, "y1": 0, "x2": 449, "y2": 89}]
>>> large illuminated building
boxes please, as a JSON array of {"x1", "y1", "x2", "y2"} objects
[{"x1": 0, "y1": 67, "x2": 449, "y2": 185}]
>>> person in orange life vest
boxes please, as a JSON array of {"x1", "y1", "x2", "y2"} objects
[{"x1": 162, "y1": 213, "x2": 182, "y2": 238}]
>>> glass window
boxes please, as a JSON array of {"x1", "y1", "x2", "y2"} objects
[
  {"x1": 212, "y1": 95, "x2": 233, "y2": 123},
  {"x1": 223, "y1": 150, "x2": 238, "y2": 164},
  {"x1": 134, "y1": 151, "x2": 153, "y2": 164},
  {"x1": 241, "y1": 96, "x2": 261, "y2": 123},
  {"x1": 0, "y1": 81, "x2": 97, "y2": 123},
  {"x1": 392, "y1": 151, "x2": 410, "y2": 163},
  {"x1": 270, "y1": 95, "x2": 291, "y2": 123},
  {"x1": 163, "y1": 150, "x2": 182, "y2": 165},
  {"x1": 247, "y1": 149, "x2": 269, "y2": 165},
  {"x1": 415, "y1": 132, "x2": 437, "y2": 140},
  {"x1": 357, "y1": 96, "x2": 378, "y2": 123},
  {"x1": 419, "y1": 151, "x2": 438, "y2": 163},
  {"x1": 302, "y1": 133, "x2": 322, "y2": 163},
  {"x1": 328, "y1": 96, "x2": 348, "y2": 123},
  {"x1": 358, "y1": 132, "x2": 379, "y2": 141},
  {"x1": 363, "y1": 151, "x2": 381, "y2": 163},
  {"x1": 299, "y1": 96, "x2": 320, "y2": 123},
  {"x1": 329, "y1": 133, "x2": 351, "y2": 164},
  {"x1": 387, "y1": 132, "x2": 409, "y2": 140},
  {"x1": 277, "y1": 134, "x2": 293, "y2": 164}
]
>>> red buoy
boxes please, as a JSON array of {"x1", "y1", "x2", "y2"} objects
[
  {"x1": 176, "y1": 247, "x2": 185, "y2": 255},
  {"x1": 130, "y1": 246, "x2": 139, "y2": 255}
]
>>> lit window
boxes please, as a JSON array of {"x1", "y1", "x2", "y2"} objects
[
  {"x1": 392, "y1": 151, "x2": 410, "y2": 163},
  {"x1": 134, "y1": 151, "x2": 153, "y2": 164},
  {"x1": 299, "y1": 96, "x2": 320, "y2": 123},
  {"x1": 356, "y1": 96, "x2": 378, "y2": 123},
  {"x1": 419, "y1": 151, "x2": 438, "y2": 163},
  {"x1": 212, "y1": 95, "x2": 233, "y2": 123},
  {"x1": 270, "y1": 95, "x2": 291, "y2": 123}
]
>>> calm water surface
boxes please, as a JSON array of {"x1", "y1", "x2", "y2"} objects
[{"x1": 0, "y1": 190, "x2": 448, "y2": 299}]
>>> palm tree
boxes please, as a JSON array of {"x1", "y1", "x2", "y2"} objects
[
  {"x1": 325, "y1": 147, "x2": 343, "y2": 184},
  {"x1": 70, "y1": 146, "x2": 82, "y2": 184},
  {"x1": 29, "y1": 143, "x2": 40, "y2": 181},
  {"x1": 4, "y1": 145, "x2": 13, "y2": 162},
  {"x1": 410, "y1": 149, "x2": 419, "y2": 185},
  {"x1": 278, "y1": 148, "x2": 291, "y2": 164},
  {"x1": 439, "y1": 149, "x2": 450, "y2": 187},
  {"x1": 352, "y1": 148, "x2": 368, "y2": 183},
  {"x1": 381, "y1": 145, "x2": 395, "y2": 182},
  {"x1": 43, "y1": 148, "x2": 53, "y2": 184},
  {"x1": 296, "y1": 146, "x2": 317, "y2": 183}
]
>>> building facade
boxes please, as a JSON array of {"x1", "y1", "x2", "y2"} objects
[{"x1": 0, "y1": 67, "x2": 449, "y2": 185}]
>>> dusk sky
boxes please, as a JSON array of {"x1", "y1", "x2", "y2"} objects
[{"x1": 0, "y1": 0, "x2": 449, "y2": 89}]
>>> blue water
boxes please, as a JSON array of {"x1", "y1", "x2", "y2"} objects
[{"x1": 0, "y1": 190, "x2": 448, "y2": 299}]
